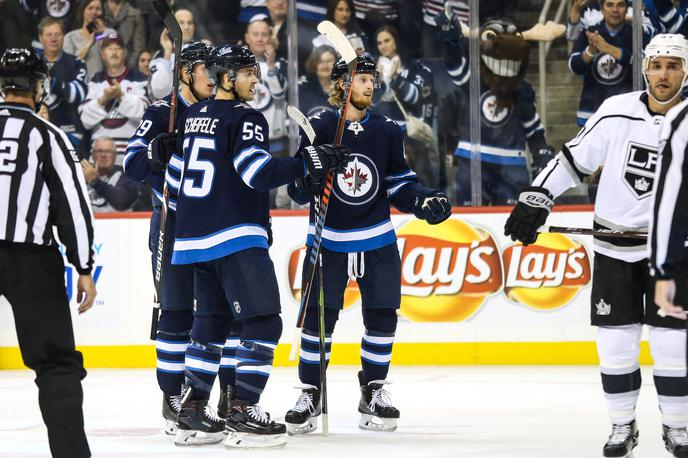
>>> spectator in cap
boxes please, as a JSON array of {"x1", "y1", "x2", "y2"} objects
[{"x1": 104, "y1": 0, "x2": 145, "y2": 68}]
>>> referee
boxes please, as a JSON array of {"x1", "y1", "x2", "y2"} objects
[
  {"x1": 0, "y1": 48, "x2": 95, "y2": 457},
  {"x1": 650, "y1": 97, "x2": 688, "y2": 321}
]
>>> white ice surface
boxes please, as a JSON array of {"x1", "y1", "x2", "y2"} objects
[{"x1": 0, "y1": 366, "x2": 675, "y2": 457}]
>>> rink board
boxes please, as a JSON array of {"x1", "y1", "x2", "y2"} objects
[{"x1": 1, "y1": 207, "x2": 654, "y2": 369}]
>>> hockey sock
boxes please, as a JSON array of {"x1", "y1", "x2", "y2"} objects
[
  {"x1": 361, "y1": 308, "x2": 398, "y2": 384},
  {"x1": 298, "y1": 307, "x2": 339, "y2": 387},
  {"x1": 219, "y1": 332, "x2": 240, "y2": 392},
  {"x1": 184, "y1": 340, "x2": 222, "y2": 400},
  {"x1": 597, "y1": 325, "x2": 643, "y2": 425},
  {"x1": 234, "y1": 314, "x2": 282, "y2": 404},
  {"x1": 649, "y1": 326, "x2": 688, "y2": 428},
  {"x1": 156, "y1": 309, "x2": 193, "y2": 396}
]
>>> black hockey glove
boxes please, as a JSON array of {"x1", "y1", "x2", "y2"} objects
[
  {"x1": 434, "y1": 11, "x2": 463, "y2": 47},
  {"x1": 302, "y1": 144, "x2": 352, "y2": 182},
  {"x1": 413, "y1": 190, "x2": 452, "y2": 225},
  {"x1": 504, "y1": 186, "x2": 554, "y2": 246},
  {"x1": 147, "y1": 132, "x2": 177, "y2": 173},
  {"x1": 531, "y1": 145, "x2": 555, "y2": 178},
  {"x1": 287, "y1": 176, "x2": 322, "y2": 205}
]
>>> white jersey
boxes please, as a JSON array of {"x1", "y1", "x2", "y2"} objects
[{"x1": 534, "y1": 91, "x2": 665, "y2": 262}]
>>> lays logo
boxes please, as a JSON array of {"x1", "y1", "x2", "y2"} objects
[
  {"x1": 397, "y1": 218, "x2": 502, "y2": 322},
  {"x1": 502, "y1": 233, "x2": 591, "y2": 310}
]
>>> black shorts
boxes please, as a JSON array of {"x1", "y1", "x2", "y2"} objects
[
  {"x1": 591, "y1": 252, "x2": 685, "y2": 329},
  {"x1": 194, "y1": 248, "x2": 281, "y2": 320},
  {"x1": 301, "y1": 242, "x2": 401, "y2": 311}
]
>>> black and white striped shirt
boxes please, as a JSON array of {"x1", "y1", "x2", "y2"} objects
[
  {"x1": 0, "y1": 102, "x2": 94, "y2": 274},
  {"x1": 650, "y1": 98, "x2": 688, "y2": 278}
]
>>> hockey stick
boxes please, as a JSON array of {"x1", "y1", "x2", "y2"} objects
[
  {"x1": 149, "y1": 0, "x2": 183, "y2": 340},
  {"x1": 539, "y1": 225, "x2": 647, "y2": 240},
  {"x1": 287, "y1": 105, "x2": 316, "y2": 144}
]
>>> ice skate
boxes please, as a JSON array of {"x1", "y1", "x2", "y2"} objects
[
  {"x1": 217, "y1": 385, "x2": 234, "y2": 420},
  {"x1": 162, "y1": 393, "x2": 182, "y2": 436},
  {"x1": 173, "y1": 386, "x2": 225, "y2": 446},
  {"x1": 285, "y1": 384, "x2": 321, "y2": 435},
  {"x1": 357, "y1": 371, "x2": 400, "y2": 432},
  {"x1": 224, "y1": 399, "x2": 287, "y2": 448},
  {"x1": 663, "y1": 425, "x2": 688, "y2": 458},
  {"x1": 602, "y1": 421, "x2": 638, "y2": 457}
]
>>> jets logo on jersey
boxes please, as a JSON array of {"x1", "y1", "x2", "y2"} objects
[
  {"x1": 333, "y1": 154, "x2": 379, "y2": 206},
  {"x1": 623, "y1": 142, "x2": 658, "y2": 199},
  {"x1": 249, "y1": 82, "x2": 273, "y2": 111},
  {"x1": 47, "y1": 0, "x2": 71, "y2": 18},
  {"x1": 480, "y1": 91, "x2": 510, "y2": 127},
  {"x1": 593, "y1": 54, "x2": 626, "y2": 85}
]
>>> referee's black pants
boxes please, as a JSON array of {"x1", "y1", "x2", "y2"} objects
[{"x1": 0, "y1": 242, "x2": 90, "y2": 458}]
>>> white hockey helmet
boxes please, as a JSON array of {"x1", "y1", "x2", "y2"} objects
[{"x1": 643, "y1": 33, "x2": 688, "y2": 103}]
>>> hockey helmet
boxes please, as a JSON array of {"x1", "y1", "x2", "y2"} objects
[
  {"x1": 205, "y1": 44, "x2": 261, "y2": 87},
  {"x1": 642, "y1": 33, "x2": 688, "y2": 96},
  {"x1": 180, "y1": 41, "x2": 214, "y2": 72},
  {"x1": 330, "y1": 55, "x2": 380, "y2": 88},
  {"x1": 0, "y1": 48, "x2": 48, "y2": 95}
]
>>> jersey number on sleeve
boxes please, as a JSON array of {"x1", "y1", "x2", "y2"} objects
[
  {"x1": 242, "y1": 122, "x2": 264, "y2": 142},
  {"x1": 135, "y1": 119, "x2": 153, "y2": 137},
  {"x1": 182, "y1": 137, "x2": 216, "y2": 198},
  {"x1": 0, "y1": 140, "x2": 19, "y2": 173}
]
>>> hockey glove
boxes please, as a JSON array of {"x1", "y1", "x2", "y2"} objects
[
  {"x1": 504, "y1": 186, "x2": 554, "y2": 246},
  {"x1": 434, "y1": 11, "x2": 463, "y2": 47},
  {"x1": 302, "y1": 144, "x2": 352, "y2": 182},
  {"x1": 287, "y1": 176, "x2": 322, "y2": 205},
  {"x1": 147, "y1": 132, "x2": 177, "y2": 173},
  {"x1": 531, "y1": 145, "x2": 555, "y2": 178},
  {"x1": 413, "y1": 190, "x2": 452, "y2": 225}
]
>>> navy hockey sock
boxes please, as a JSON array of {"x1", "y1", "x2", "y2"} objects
[
  {"x1": 298, "y1": 307, "x2": 339, "y2": 386},
  {"x1": 155, "y1": 309, "x2": 193, "y2": 396},
  {"x1": 234, "y1": 315, "x2": 282, "y2": 404},
  {"x1": 184, "y1": 341, "x2": 222, "y2": 400},
  {"x1": 361, "y1": 309, "x2": 398, "y2": 384},
  {"x1": 219, "y1": 336, "x2": 239, "y2": 390}
]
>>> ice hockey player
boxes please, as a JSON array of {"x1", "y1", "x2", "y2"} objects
[
  {"x1": 284, "y1": 55, "x2": 452, "y2": 434},
  {"x1": 124, "y1": 41, "x2": 220, "y2": 440},
  {"x1": 170, "y1": 44, "x2": 351, "y2": 448},
  {"x1": 504, "y1": 34, "x2": 688, "y2": 458}
]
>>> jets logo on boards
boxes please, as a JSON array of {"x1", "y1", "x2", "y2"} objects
[
  {"x1": 593, "y1": 54, "x2": 626, "y2": 85},
  {"x1": 332, "y1": 154, "x2": 379, "y2": 206},
  {"x1": 623, "y1": 142, "x2": 658, "y2": 199},
  {"x1": 480, "y1": 91, "x2": 510, "y2": 127}
]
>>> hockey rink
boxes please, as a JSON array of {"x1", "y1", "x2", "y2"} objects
[{"x1": 0, "y1": 365, "x2": 675, "y2": 458}]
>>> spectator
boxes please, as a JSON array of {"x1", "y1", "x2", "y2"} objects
[
  {"x1": 239, "y1": 0, "x2": 268, "y2": 24},
  {"x1": 374, "y1": 25, "x2": 438, "y2": 186},
  {"x1": 37, "y1": 17, "x2": 88, "y2": 151},
  {"x1": 298, "y1": 45, "x2": 337, "y2": 116},
  {"x1": 353, "y1": 0, "x2": 399, "y2": 45},
  {"x1": 81, "y1": 137, "x2": 139, "y2": 212},
  {"x1": 313, "y1": 0, "x2": 370, "y2": 56},
  {"x1": 63, "y1": 0, "x2": 117, "y2": 77},
  {"x1": 79, "y1": 33, "x2": 149, "y2": 164},
  {"x1": 568, "y1": 0, "x2": 650, "y2": 126},
  {"x1": 175, "y1": 8, "x2": 196, "y2": 42},
  {"x1": 21, "y1": 0, "x2": 80, "y2": 32},
  {"x1": 103, "y1": 0, "x2": 145, "y2": 68},
  {"x1": 266, "y1": 0, "x2": 288, "y2": 59},
  {"x1": 137, "y1": 49, "x2": 153, "y2": 76}
]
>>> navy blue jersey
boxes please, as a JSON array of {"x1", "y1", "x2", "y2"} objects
[
  {"x1": 297, "y1": 76, "x2": 333, "y2": 118},
  {"x1": 299, "y1": 110, "x2": 423, "y2": 253},
  {"x1": 443, "y1": 39, "x2": 546, "y2": 165},
  {"x1": 568, "y1": 22, "x2": 650, "y2": 125},
  {"x1": 172, "y1": 99, "x2": 305, "y2": 265},
  {"x1": 124, "y1": 93, "x2": 191, "y2": 211},
  {"x1": 374, "y1": 59, "x2": 436, "y2": 129},
  {"x1": 40, "y1": 51, "x2": 88, "y2": 145}
]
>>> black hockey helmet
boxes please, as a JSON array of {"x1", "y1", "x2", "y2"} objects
[
  {"x1": 0, "y1": 48, "x2": 48, "y2": 94},
  {"x1": 205, "y1": 44, "x2": 261, "y2": 86},
  {"x1": 180, "y1": 41, "x2": 213, "y2": 71},
  {"x1": 330, "y1": 55, "x2": 380, "y2": 87}
]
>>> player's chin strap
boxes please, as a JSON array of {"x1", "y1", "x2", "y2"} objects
[
  {"x1": 183, "y1": 62, "x2": 205, "y2": 102},
  {"x1": 644, "y1": 73, "x2": 688, "y2": 106},
  {"x1": 347, "y1": 252, "x2": 365, "y2": 281}
]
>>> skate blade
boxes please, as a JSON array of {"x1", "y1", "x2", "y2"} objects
[
  {"x1": 174, "y1": 429, "x2": 224, "y2": 446},
  {"x1": 359, "y1": 414, "x2": 397, "y2": 432},
  {"x1": 163, "y1": 419, "x2": 178, "y2": 436},
  {"x1": 286, "y1": 417, "x2": 318, "y2": 436},
  {"x1": 224, "y1": 431, "x2": 287, "y2": 449}
]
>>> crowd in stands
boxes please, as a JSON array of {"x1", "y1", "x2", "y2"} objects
[{"x1": 1, "y1": 0, "x2": 683, "y2": 211}]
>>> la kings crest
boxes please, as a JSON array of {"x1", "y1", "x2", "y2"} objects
[{"x1": 622, "y1": 141, "x2": 658, "y2": 199}]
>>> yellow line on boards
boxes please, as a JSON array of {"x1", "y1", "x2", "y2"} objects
[{"x1": 0, "y1": 342, "x2": 656, "y2": 369}]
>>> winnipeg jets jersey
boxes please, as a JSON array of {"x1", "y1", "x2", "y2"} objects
[
  {"x1": 534, "y1": 91, "x2": 665, "y2": 262},
  {"x1": 299, "y1": 110, "x2": 423, "y2": 252}
]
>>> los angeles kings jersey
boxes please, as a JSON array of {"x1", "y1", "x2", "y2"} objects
[{"x1": 534, "y1": 91, "x2": 665, "y2": 262}]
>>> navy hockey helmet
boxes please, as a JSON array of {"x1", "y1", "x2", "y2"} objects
[
  {"x1": 180, "y1": 41, "x2": 213, "y2": 72},
  {"x1": 205, "y1": 44, "x2": 261, "y2": 87},
  {"x1": 330, "y1": 55, "x2": 380, "y2": 88},
  {"x1": 0, "y1": 48, "x2": 48, "y2": 95}
]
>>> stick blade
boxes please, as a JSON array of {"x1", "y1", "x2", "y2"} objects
[
  {"x1": 151, "y1": 0, "x2": 182, "y2": 41},
  {"x1": 317, "y1": 20, "x2": 357, "y2": 64},
  {"x1": 287, "y1": 105, "x2": 316, "y2": 144}
]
